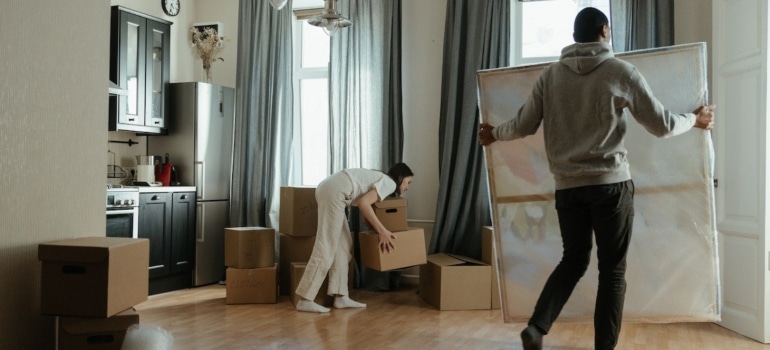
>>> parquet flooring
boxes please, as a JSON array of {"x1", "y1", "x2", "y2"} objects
[{"x1": 134, "y1": 284, "x2": 768, "y2": 349}]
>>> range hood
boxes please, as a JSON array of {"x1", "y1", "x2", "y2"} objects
[{"x1": 108, "y1": 80, "x2": 128, "y2": 96}]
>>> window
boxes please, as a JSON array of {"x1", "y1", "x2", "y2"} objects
[
  {"x1": 511, "y1": 0, "x2": 611, "y2": 65},
  {"x1": 292, "y1": 18, "x2": 331, "y2": 186}
]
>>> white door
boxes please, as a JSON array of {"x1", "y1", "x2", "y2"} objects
[{"x1": 713, "y1": 0, "x2": 770, "y2": 342}]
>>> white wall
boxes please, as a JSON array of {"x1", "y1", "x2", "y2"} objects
[
  {"x1": 193, "y1": 0, "x2": 239, "y2": 88},
  {"x1": 0, "y1": 0, "x2": 110, "y2": 348},
  {"x1": 674, "y1": 0, "x2": 713, "y2": 95},
  {"x1": 402, "y1": 0, "x2": 445, "y2": 231}
]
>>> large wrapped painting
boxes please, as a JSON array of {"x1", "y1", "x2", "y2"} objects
[{"x1": 477, "y1": 43, "x2": 720, "y2": 323}]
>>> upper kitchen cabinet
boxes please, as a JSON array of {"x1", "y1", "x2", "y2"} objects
[{"x1": 109, "y1": 6, "x2": 171, "y2": 134}]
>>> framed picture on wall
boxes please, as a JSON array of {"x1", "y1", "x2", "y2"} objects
[{"x1": 192, "y1": 21, "x2": 224, "y2": 39}]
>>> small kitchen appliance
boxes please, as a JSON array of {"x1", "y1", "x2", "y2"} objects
[
  {"x1": 135, "y1": 155, "x2": 161, "y2": 186},
  {"x1": 156, "y1": 153, "x2": 173, "y2": 186}
]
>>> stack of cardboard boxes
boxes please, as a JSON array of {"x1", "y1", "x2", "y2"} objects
[
  {"x1": 278, "y1": 188, "x2": 499, "y2": 311},
  {"x1": 38, "y1": 237, "x2": 148, "y2": 350},
  {"x1": 224, "y1": 227, "x2": 277, "y2": 304},
  {"x1": 279, "y1": 187, "x2": 429, "y2": 305},
  {"x1": 357, "y1": 197, "x2": 427, "y2": 271},
  {"x1": 278, "y1": 186, "x2": 334, "y2": 307}
]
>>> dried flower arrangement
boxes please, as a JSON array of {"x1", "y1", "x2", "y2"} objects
[{"x1": 191, "y1": 26, "x2": 227, "y2": 82}]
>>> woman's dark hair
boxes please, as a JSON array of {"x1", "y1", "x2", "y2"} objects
[
  {"x1": 573, "y1": 7, "x2": 609, "y2": 43},
  {"x1": 387, "y1": 162, "x2": 414, "y2": 196}
]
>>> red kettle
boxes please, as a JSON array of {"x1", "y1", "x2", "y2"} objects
[{"x1": 156, "y1": 153, "x2": 173, "y2": 186}]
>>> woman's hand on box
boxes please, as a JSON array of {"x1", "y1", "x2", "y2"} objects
[{"x1": 378, "y1": 230, "x2": 396, "y2": 253}]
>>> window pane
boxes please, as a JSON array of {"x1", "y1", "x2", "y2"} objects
[
  {"x1": 521, "y1": 0, "x2": 611, "y2": 58},
  {"x1": 301, "y1": 21, "x2": 330, "y2": 68},
  {"x1": 300, "y1": 78, "x2": 329, "y2": 185}
]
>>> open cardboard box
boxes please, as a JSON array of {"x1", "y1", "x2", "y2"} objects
[{"x1": 419, "y1": 253, "x2": 491, "y2": 310}]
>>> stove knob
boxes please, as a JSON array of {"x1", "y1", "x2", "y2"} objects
[
  {"x1": 127, "y1": 199, "x2": 135, "y2": 206},
  {"x1": 115, "y1": 199, "x2": 124, "y2": 206}
]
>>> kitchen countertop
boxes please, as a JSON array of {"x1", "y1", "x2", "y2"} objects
[{"x1": 136, "y1": 186, "x2": 196, "y2": 193}]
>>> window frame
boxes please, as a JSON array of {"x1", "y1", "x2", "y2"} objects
[
  {"x1": 510, "y1": 0, "x2": 612, "y2": 66},
  {"x1": 291, "y1": 14, "x2": 331, "y2": 186}
]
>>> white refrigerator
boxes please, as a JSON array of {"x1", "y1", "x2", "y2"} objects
[{"x1": 148, "y1": 82, "x2": 234, "y2": 286}]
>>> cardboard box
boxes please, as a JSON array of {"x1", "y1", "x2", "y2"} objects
[
  {"x1": 225, "y1": 265, "x2": 278, "y2": 304},
  {"x1": 39, "y1": 237, "x2": 149, "y2": 318},
  {"x1": 290, "y1": 262, "x2": 334, "y2": 307},
  {"x1": 278, "y1": 233, "x2": 316, "y2": 295},
  {"x1": 359, "y1": 227, "x2": 426, "y2": 271},
  {"x1": 225, "y1": 227, "x2": 275, "y2": 268},
  {"x1": 419, "y1": 253, "x2": 491, "y2": 310},
  {"x1": 481, "y1": 226, "x2": 501, "y2": 310},
  {"x1": 58, "y1": 308, "x2": 139, "y2": 350},
  {"x1": 279, "y1": 186, "x2": 318, "y2": 236},
  {"x1": 373, "y1": 197, "x2": 408, "y2": 232}
]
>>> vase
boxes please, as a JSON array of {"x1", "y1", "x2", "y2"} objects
[{"x1": 202, "y1": 61, "x2": 212, "y2": 83}]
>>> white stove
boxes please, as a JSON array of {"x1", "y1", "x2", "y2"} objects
[{"x1": 106, "y1": 185, "x2": 139, "y2": 238}]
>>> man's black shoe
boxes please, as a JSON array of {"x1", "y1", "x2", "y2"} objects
[{"x1": 521, "y1": 325, "x2": 543, "y2": 350}]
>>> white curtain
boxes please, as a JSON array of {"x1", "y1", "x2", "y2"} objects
[
  {"x1": 328, "y1": 0, "x2": 403, "y2": 173},
  {"x1": 231, "y1": 0, "x2": 294, "y2": 230},
  {"x1": 430, "y1": 0, "x2": 510, "y2": 258},
  {"x1": 610, "y1": 0, "x2": 673, "y2": 52},
  {"x1": 328, "y1": 0, "x2": 404, "y2": 291}
]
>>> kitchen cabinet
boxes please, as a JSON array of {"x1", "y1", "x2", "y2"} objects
[
  {"x1": 138, "y1": 191, "x2": 195, "y2": 295},
  {"x1": 109, "y1": 6, "x2": 171, "y2": 134}
]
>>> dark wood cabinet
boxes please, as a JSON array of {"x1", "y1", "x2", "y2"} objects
[
  {"x1": 139, "y1": 192, "x2": 172, "y2": 278},
  {"x1": 139, "y1": 191, "x2": 196, "y2": 295},
  {"x1": 170, "y1": 192, "x2": 195, "y2": 275},
  {"x1": 109, "y1": 6, "x2": 171, "y2": 134}
]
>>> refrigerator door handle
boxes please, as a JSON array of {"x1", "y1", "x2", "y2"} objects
[
  {"x1": 219, "y1": 88, "x2": 224, "y2": 117},
  {"x1": 196, "y1": 202, "x2": 204, "y2": 243},
  {"x1": 195, "y1": 160, "x2": 204, "y2": 200}
]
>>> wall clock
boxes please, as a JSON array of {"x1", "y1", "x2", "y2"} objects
[{"x1": 162, "y1": 0, "x2": 180, "y2": 17}]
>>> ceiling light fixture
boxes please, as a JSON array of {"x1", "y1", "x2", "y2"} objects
[{"x1": 308, "y1": 0, "x2": 352, "y2": 36}]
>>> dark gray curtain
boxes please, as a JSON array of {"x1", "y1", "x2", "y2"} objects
[
  {"x1": 329, "y1": 0, "x2": 403, "y2": 172},
  {"x1": 329, "y1": 0, "x2": 403, "y2": 291},
  {"x1": 610, "y1": 0, "x2": 674, "y2": 52},
  {"x1": 231, "y1": 0, "x2": 294, "y2": 231},
  {"x1": 429, "y1": 0, "x2": 509, "y2": 259}
]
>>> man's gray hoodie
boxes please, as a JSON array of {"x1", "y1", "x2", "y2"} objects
[{"x1": 492, "y1": 41, "x2": 697, "y2": 190}]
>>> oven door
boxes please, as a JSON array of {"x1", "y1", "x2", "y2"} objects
[{"x1": 106, "y1": 208, "x2": 139, "y2": 238}]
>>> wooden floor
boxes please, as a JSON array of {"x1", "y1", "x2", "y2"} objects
[{"x1": 134, "y1": 284, "x2": 767, "y2": 349}]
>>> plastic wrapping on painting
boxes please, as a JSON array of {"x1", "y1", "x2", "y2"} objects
[{"x1": 477, "y1": 43, "x2": 720, "y2": 323}]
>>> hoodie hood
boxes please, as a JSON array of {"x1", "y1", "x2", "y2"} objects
[{"x1": 559, "y1": 41, "x2": 614, "y2": 75}]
